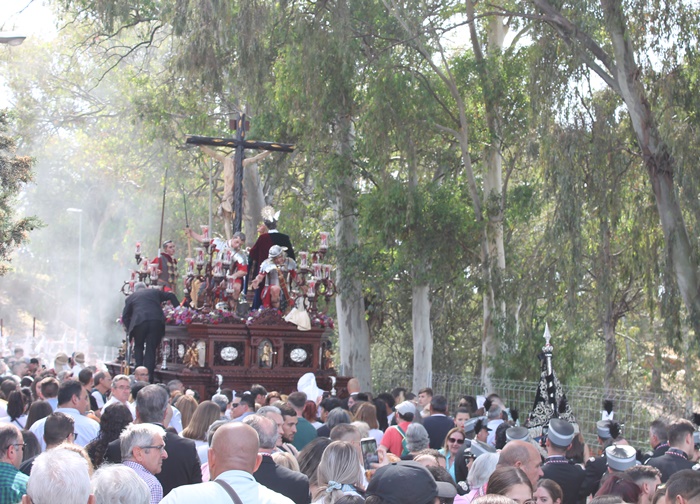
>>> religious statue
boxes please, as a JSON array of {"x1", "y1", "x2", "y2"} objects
[
  {"x1": 250, "y1": 245, "x2": 299, "y2": 311},
  {"x1": 258, "y1": 341, "x2": 273, "y2": 368},
  {"x1": 199, "y1": 146, "x2": 271, "y2": 239},
  {"x1": 183, "y1": 343, "x2": 199, "y2": 369}
]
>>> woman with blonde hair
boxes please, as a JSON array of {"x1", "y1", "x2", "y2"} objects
[
  {"x1": 313, "y1": 440, "x2": 365, "y2": 504},
  {"x1": 174, "y1": 394, "x2": 198, "y2": 431},
  {"x1": 272, "y1": 451, "x2": 301, "y2": 472},
  {"x1": 180, "y1": 400, "x2": 222, "y2": 464},
  {"x1": 440, "y1": 427, "x2": 465, "y2": 482}
]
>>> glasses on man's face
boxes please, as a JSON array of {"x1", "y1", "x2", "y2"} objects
[
  {"x1": 142, "y1": 444, "x2": 166, "y2": 454},
  {"x1": 115, "y1": 385, "x2": 131, "y2": 390},
  {"x1": 68, "y1": 432, "x2": 78, "y2": 442},
  {"x1": 231, "y1": 402, "x2": 241, "y2": 408},
  {"x1": 448, "y1": 437, "x2": 464, "y2": 444},
  {"x1": 7, "y1": 443, "x2": 26, "y2": 451}
]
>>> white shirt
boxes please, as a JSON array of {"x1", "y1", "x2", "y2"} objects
[
  {"x1": 169, "y1": 406, "x2": 183, "y2": 433},
  {"x1": 101, "y1": 396, "x2": 136, "y2": 419},
  {"x1": 486, "y1": 419, "x2": 504, "y2": 446},
  {"x1": 194, "y1": 440, "x2": 209, "y2": 465},
  {"x1": 91, "y1": 390, "x2": 107, "y2": 409},
  {"x1": 160, "y1": 469, "x2": 295, "y2": 504},
  {"x1": 30, "y1": 407, "x2": 100, "y2": 451}
]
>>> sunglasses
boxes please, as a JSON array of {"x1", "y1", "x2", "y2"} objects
[{"x1": 448, "y1": 437, "x2": 465, "y2": 444}]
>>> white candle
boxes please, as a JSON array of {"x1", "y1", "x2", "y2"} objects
[{"x1": 319, "y1": 232, "x2": 329, "y2": 251}]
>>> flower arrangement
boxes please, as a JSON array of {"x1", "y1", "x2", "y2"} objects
[{"x1": 162, "y1": 305, "x2": 242, "y2": 325}]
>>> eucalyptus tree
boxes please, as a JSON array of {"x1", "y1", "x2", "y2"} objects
[
  {"x1": 537, "y1": 89, "x2": 664, "y2": 390},
  {"x1": 378, "y1": 0, "x2": 539, "y2": 388},
  {"x1": 520, "y1": 0, "x2": 700, "y2": 342}
]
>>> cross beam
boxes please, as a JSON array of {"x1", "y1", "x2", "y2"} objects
[{"x1": 185, "y1": 117, "x2": 295, "y2": 232}]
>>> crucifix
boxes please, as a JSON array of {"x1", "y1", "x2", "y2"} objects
[{"x1": 186, "y1": 113, "x2": 295, "y2": 235}]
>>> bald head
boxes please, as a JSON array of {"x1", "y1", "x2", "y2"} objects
[
  {"x1": 498, "y1": 440, "x2": 543, "y2": 487},
  {"x1": 347, "y1": 378, "x2": 360, "y2": 394},
  {"x1": 209, "y1": 422, "x2": 262, "y2": 478}
]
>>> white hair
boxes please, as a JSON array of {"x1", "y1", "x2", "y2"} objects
[
  {"x1": 120, "y1": 423, "x2": 165, "y2": 460},
  {"x1": 351, "y1": 421, "x2": 370, "y2": 439},
  {"x1": 27, "y1": 448, "x2": 91, "y2": 504},
  {"x1": 468, "y1": 452, "x2": 500, "y2": 488},
  {"x1": 91, "y1": 464, "x2": 150, "y2": 504}
]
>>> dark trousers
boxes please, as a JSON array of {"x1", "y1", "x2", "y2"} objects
[{"x1": 129, "y1": 319, "x2": 165, "y2": 383}]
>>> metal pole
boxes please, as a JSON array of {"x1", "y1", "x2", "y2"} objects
[
  {"x1": 209, "y1": 159, "x2": 213, "y2": 235},
  {"x1": 77, "y1": 210, "x2": 82, "y2": 351},
  {"x1": 67, "y1": 208, "x2": 83, "y2": 351}
]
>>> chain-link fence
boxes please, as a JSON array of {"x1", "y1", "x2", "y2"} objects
[{"x1": 372, "y1": 369, "x2": 690, "y2": 450}]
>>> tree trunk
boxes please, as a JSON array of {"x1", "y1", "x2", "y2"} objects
[
  {"x1": 601, "y1": 0, "x2": 700, "y2": 336},
  {"x1": 602, "y1": 317, "x2": 617, "y2": 394},
  {"x1": 406, "y1": 140, "x2": 433, "y2": 392},
  {"x1": 332, "y1": 114, "x2": 372, "y2": 392},
  {"x1": 468, "y1": 3, "x2": 508, "y2": 391},
  {"x1": 412, "y1": 284, "x2": 432, "y2": 392},
  {"x1": 242, "y1": 161, "x2": 266, "y2": 247}
]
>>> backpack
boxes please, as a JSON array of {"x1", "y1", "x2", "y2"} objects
[{"x1": 395, "y1": 424, "x2": 410, "y2": 457}]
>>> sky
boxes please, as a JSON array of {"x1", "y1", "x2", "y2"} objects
[
  {"x1": 0, "y1": 0, "x2": 57, "y2": 107},
  {"x1": 1, "y1": 0, "x2": 56, "y2": 38}
]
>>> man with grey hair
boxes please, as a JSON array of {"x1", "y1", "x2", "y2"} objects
[
  {"x1": 22, "y1": 448, "x2": 94, "y2": 504},
  {"x1": 91, "y1": 464, "x2": 150, "y2": 504},
  {"x1": 121, "y1": 423, "x2": 168, "y2": 504},
  {"x1": 102, "y1": 374, "x2": 136, "y2": 418},
  {"x1": 244, "y1": 415, "x2": 310, "y2": 504},
  {"x1": 90, "y1": 371, "x2": 111, "y2": 411},
  {"x1": 257, "y1": 405, "x2": 285, "y2": 449},
  {"x1": 105, "y1": 384, "x2": 201, "y2": 496},
  {"x1": 0, "y1": 423, "x2": 29, "y2": 502},
  {"x1": 486, "y1": 401, "x2": 505, "y2": 447},
  {"x1": 211, "y1": 393, "x2": 229, "y2": 418}
]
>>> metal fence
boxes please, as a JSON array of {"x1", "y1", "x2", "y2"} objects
[{"x1": 372, "y1": 369, "x2": 690, "y2": 450}]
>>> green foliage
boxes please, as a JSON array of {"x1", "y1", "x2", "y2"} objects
[{"x1": 0, "y1": 111, "x2": 42, "y2": 275}]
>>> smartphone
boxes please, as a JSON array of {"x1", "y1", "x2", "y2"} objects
[{"x1": 361, "y1": 437, "x2": 378, "y2": 470}]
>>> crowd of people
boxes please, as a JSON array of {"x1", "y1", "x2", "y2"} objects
[{"x1": 1, "y1": 351, "x2": 700, "y2": 504}]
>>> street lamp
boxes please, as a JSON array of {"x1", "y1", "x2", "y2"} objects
[
  {"x1": 0, "y1": 32, "x2": 27, "y2": 46},
  {"x1": 67, "y1": 208, "x2": 83, "y2": 351}
]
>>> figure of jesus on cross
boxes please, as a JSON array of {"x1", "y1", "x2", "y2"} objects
[{"x1": 186, "y1": 113, "x2": 295, "y2": 237}]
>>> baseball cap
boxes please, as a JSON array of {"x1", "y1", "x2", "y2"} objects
[
  {"x1": 395, "y1": 401, "x2": 416, "y2": 417},
  {"x1": 366, "y1": 461, "x2": 457, "y2": 504}
]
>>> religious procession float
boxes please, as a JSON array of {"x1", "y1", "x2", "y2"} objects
[{"x1": 110, "y1": 119, "x2": 347, "y2": 399}]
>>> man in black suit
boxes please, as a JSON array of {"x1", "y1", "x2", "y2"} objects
[
  {"x1": 542, "y1": 419, "x2": 585, "y2": 504},
  {"x1": 423, "y1": 395, "x2": 454, "y2": 449},
  {"x1": 648, "y1": 418, "x2": 670, "y2": 459},
  {"x1": 122, "y1": 282, "x2": 179, "y2": 383},
  {"x1": 244, "y1": 414, "x2": 310, "y2": 504},
  {"x1": 647, "y1": 419, "x2": 696, "y2": 483},
  {"x1": 105, "y1": 384, "x2": 201, "y2": 497}
]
